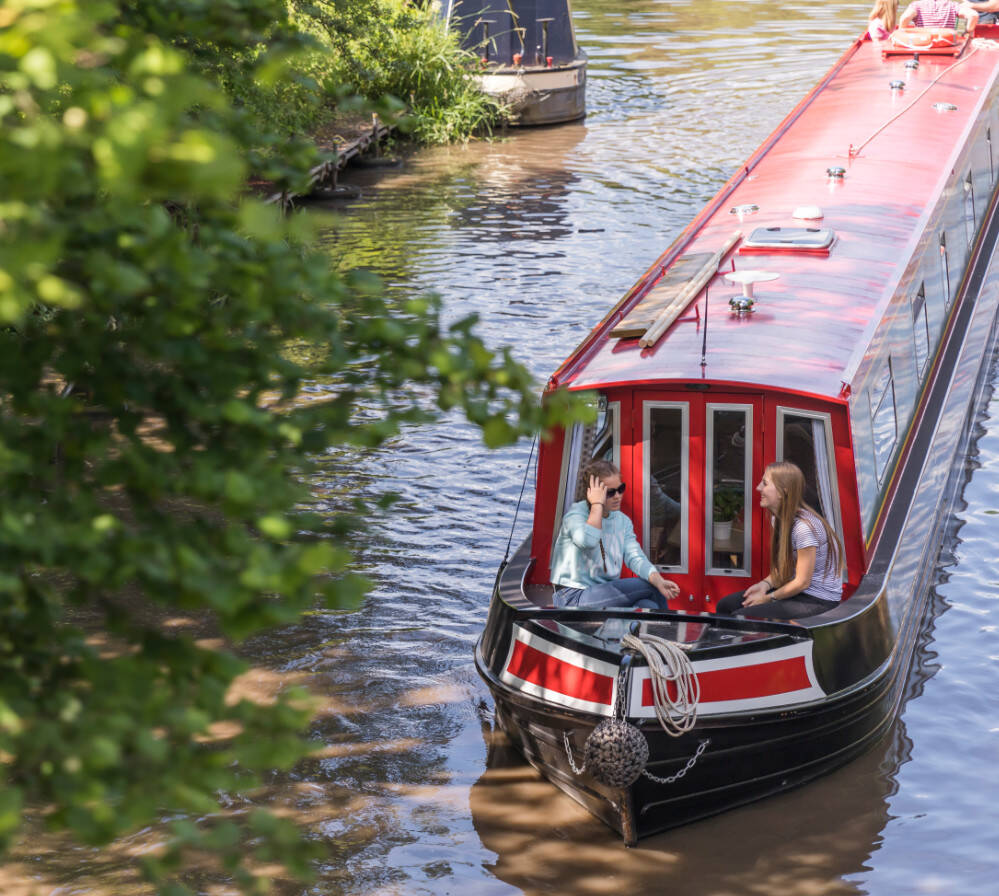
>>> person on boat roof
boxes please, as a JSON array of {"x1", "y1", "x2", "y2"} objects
[
  {"x1": 716, "y1": 461, "x2": 845, "y2": 621},
  {"x1": 962, "y1": 0, "x2": 999, "y2": 24},
  {"x1": 869, "y1": 0, "x2": 899, "y2": 39},
  {"x1": 898, "y1": 0, "x2": 978, "y2": 30},
  {"x1": 549, "y1": 459, "x2": 680, "y2": 610}
]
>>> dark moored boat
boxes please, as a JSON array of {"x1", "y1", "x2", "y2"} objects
[
  {"x1": 476, "y1": 26, "x2": 999, "y2": 843},
  {"x1": 444, "y1": 0, "x2": 586, "y2": 125}
]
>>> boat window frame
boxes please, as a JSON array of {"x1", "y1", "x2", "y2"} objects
[
  {"x1": 910, "y1": 281, "x2": 930, "y2": 378},
  {"x1": 988, "y1": 127, "x2": 995, "y2": 184},
  {"x1": 705, "y1": 402, "x2": 753, "y2": 578},
  {"x1": 964, "y1": 170, "x2": 976, "y2": 248},
  {"x1": 870, "y1": 356, "x2": 897, "y2": 486},
  {"x1": 642, "y1": 400, "x2": 689, "y2": 575},
  {"x1": 940, "y1": 231, "x2": 952, "y2": 308},
  {"x1": 553, "y1": 397, "x2": 620, "y2": 548},
  {"x1": 776, "y1": 406, "x2": 845, "y2": 566}
]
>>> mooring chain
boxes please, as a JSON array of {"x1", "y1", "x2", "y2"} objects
[
  {"x1": 563, "y1": 730, "x2": 586, "y2": 775},
  {"x1": 562, "y1": 631, "x2": 709, "y2": 789},
  {"x1": 641, "y1": 737, "x2": 710, "y2": 785}
]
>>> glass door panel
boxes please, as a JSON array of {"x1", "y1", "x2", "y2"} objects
[
  {"x1": 645, "y1": 403, "x2": 688, "y2": 572},
  {"x1": 706, "y1": 405, "x2": 752, "y2": 576}
]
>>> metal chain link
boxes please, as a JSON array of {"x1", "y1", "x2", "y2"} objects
[
  {"x1": 641, "y1": 738, "x2": 710, "y2": 784},
  {"x1": 563, "y1": 730, "x2": 585, "y2": 775}
]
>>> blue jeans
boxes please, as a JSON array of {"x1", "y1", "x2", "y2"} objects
[{"x1": 554, "y1": 577, "x2": 667, "y2": 610}]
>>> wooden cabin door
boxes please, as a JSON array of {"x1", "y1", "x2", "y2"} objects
[{"x1": 633, "y1": 393, "x2": 765, "y2": 611}]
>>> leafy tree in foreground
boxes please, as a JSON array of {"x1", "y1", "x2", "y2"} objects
[{"x1": 0, "y1": 0, "x2": 582, "y2": 890}]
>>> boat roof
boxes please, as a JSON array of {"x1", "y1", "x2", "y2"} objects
[{"x1": 552, "y1": 34, "x2": 999, "y2": 400}]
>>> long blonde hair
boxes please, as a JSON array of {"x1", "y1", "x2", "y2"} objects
[
  {"x1": 765, "y1": 461, "x2": 845, "y2": 588},
  {"x1": 869, "y1": 0, "x2": 898, "y2": 31}
]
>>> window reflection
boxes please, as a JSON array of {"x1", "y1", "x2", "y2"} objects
[
  {"x1": 708, "y1": 408, "x2": 749, "y2": 573},
  {"x1": 648, "y1": 406, "x2": 685, "y2": 569}
]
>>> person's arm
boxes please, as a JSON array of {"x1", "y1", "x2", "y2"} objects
[
  {"x1": 562, "y1": 506, "x2": 601, "y2": 551},
  {"x1": 964, "y1": 0, "x2": 999, "y2": 12},
  {"x1": 618, "y1": 517, "x2": 680, "y2": 599},
  {"x1": 898, "y1": 2, "x2": 919, "y2": 27},
  {"x1": 649, "y1": 569, "x2": 680, "y2": 600},
  {"x1": 585, "y1": 475, "x2": 606, "y2": 529},
  {"x1": 742, "y1": 546, "x2": 816, "y2": 606},
  {"x1": 958, "y1": 3, "x2": 980, "y2": 30}
]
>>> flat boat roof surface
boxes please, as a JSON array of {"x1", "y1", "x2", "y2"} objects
[{"x1": 559, "y1": 36, "x2": 999, "y2": 398}]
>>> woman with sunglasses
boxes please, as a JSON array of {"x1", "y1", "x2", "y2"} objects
[{"x1": 549, "y1": 460, "x2": 680, "y2": 610}]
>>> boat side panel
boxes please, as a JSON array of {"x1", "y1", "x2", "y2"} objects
[{"x1": 849, "y1": 92, "x2": 999, "y2": 540}]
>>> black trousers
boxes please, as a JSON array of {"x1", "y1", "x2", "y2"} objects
[{"x1": 716, "y1": 588, "x2": 835, "y2": 620}]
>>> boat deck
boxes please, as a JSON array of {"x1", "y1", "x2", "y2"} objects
[{"x1": 557, "y1": 32, "x2": 999, "y2": 398}]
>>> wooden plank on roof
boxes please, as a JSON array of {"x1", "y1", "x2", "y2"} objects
[{"x1": 609, "y1": 253, "x2": 715, "y2": 338}]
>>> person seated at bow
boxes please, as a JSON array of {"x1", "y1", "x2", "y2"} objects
[
  {"x1": 869, "y1": 0, "x2": 900, "y2": 39},
  {"x1": 550, "y1": 460, "x2": 679, "y2": 610},
  {"x1": 898, "y1": 0, "x2": 978, "y2": 31},
  {"x1": 716, "y1": 461, "x2": 844, "y2": 621}
]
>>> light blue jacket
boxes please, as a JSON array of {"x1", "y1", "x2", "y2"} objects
[{"x1": 549, "y1": 500, "x2": 655, "y2": 589}]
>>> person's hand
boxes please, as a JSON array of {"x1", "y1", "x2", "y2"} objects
[
  {"x1": 586, "y1": 475, "x2": 607, "y2": 508},
  {"x1": 741, "y1": 581, "x2": 771, "y2": 607},
  {"x1": 649, "y1": 570, "x2": 679, "y2": 600}
]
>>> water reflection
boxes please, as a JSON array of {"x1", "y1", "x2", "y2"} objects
[{"x1": 8, "y1": 1, "x2": 999, "y2": 893}]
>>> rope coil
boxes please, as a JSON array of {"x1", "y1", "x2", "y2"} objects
[{"x1": 620, "y1": 632, "x2": 699, "y2": 736}]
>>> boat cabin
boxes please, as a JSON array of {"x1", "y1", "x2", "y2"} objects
[
  {"x1": 520, "y1": 32, "x2": 999, "y2": 613},
  {"x1": 443, "y1": 0, "x2": 580, "y2": 67},
  {"x1": 528, "y1": 387, "x2": 862, "y2": 610}
]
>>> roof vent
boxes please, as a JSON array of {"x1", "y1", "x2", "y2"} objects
[
  {"x1": 890, "y1": 79, "x2": 905, "y2": 91},
  {"x1": 933, "y1": 102, "x2": 958, "y2": 113},
  {"x1": 793, "y1": 205, "x2": 823, "y2": 220}
]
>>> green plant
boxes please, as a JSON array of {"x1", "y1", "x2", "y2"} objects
[
  {"x1": 713, "y1": 487, "x2": 745, "y2": 522},
  {"x1": 0, "y1": 0, "x2": 586, "y2": 891}
]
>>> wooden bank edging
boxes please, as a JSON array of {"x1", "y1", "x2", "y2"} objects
[{"x1": 266, "y1": 114, "x2": 396, "y2": 208}]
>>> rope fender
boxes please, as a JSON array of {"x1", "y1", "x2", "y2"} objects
[{"x1": 563, "y1": 631, "x2": 705, "y2": 789}]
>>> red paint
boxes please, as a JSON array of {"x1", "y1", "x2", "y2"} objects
[
  {"x1": 641, "y1": 655, "x2": 812, "y2": 705},
  {"x1": 507, "y1": 638, "x2": 615, "y2": 705}
]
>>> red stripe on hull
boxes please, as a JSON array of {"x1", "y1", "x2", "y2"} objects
[
  {"x1": 507, "y1": 639, "x2": 615, "y2": 704},
  {"x1": 642, "y1": 656, "x2": 812, "y2": 705}
]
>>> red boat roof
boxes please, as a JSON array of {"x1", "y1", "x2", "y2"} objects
[{"x1": 552, "y1": 34, "x2": 999, "y2": 399}]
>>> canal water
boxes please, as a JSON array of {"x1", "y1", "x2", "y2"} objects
[
  {"x1": 12, "y1": 2, "x2": 999, "y2": 894},
  {"x1": 290, "y1": 3, "x2": 999, "y2": 893}
]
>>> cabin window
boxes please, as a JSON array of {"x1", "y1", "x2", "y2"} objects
[
  {"x1": 559, "y1": 395, "x2": 619, "y2": 518},
  {"x1": 706, "y1": 405, "x2": 751, "y2": 576},
  {"x1": 989, "y1": 127, "x2": 994, "y2": 184},
  {"x1": 910, "y1": 282, "x2": 930, "y2": 377},
  {"x1": 940, "y1": 232, "x2": 952, "y2": 308},
  {"x1": 964, "y1": 171, "x2": 976, "y2": 247},
  {"x1": 777, "y1": 409, "x2": 844, "y2": 554},
  {"x1": 645, "y1": 403, "x2": 688, "y2": 572},
  {"x1": 870, "y1": 358, "x2": 897, "y2": 484}
]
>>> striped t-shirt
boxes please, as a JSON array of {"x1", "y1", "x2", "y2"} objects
[
  {"x1": 910, "y1": 0, "x2": 959, "y2": 28},
  {"x1": 791, "y1": 511, "x2": 842, "y2": 603}
]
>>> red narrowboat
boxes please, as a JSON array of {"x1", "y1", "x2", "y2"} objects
[{"x1": 475, "y1": 27, "x2": 999, "y2": 843}]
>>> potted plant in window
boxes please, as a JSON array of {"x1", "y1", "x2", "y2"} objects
[{"x1": 713, "y1": 487, "x2": 744, "y2": 542}]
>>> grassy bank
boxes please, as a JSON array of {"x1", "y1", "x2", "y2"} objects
[{"x1": 216, "y1": 0, "x2": 505, "y2": 148}]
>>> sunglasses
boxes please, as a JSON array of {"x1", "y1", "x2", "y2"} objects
[{"x1": 604, "y1": 483, "x2": 626, "y2": 497}]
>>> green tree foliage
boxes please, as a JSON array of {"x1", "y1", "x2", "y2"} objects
[{"x1": 0, "y1": 0, "x2": 582, "y2": 889}]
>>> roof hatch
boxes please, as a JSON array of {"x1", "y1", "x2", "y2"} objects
[{"x1": 739, "y1": 225, "x2": 835, "y2": 256}]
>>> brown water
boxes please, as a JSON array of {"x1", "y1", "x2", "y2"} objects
[{"x1": 9, "y1": 3, "x2": 999, "y2": 894}]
